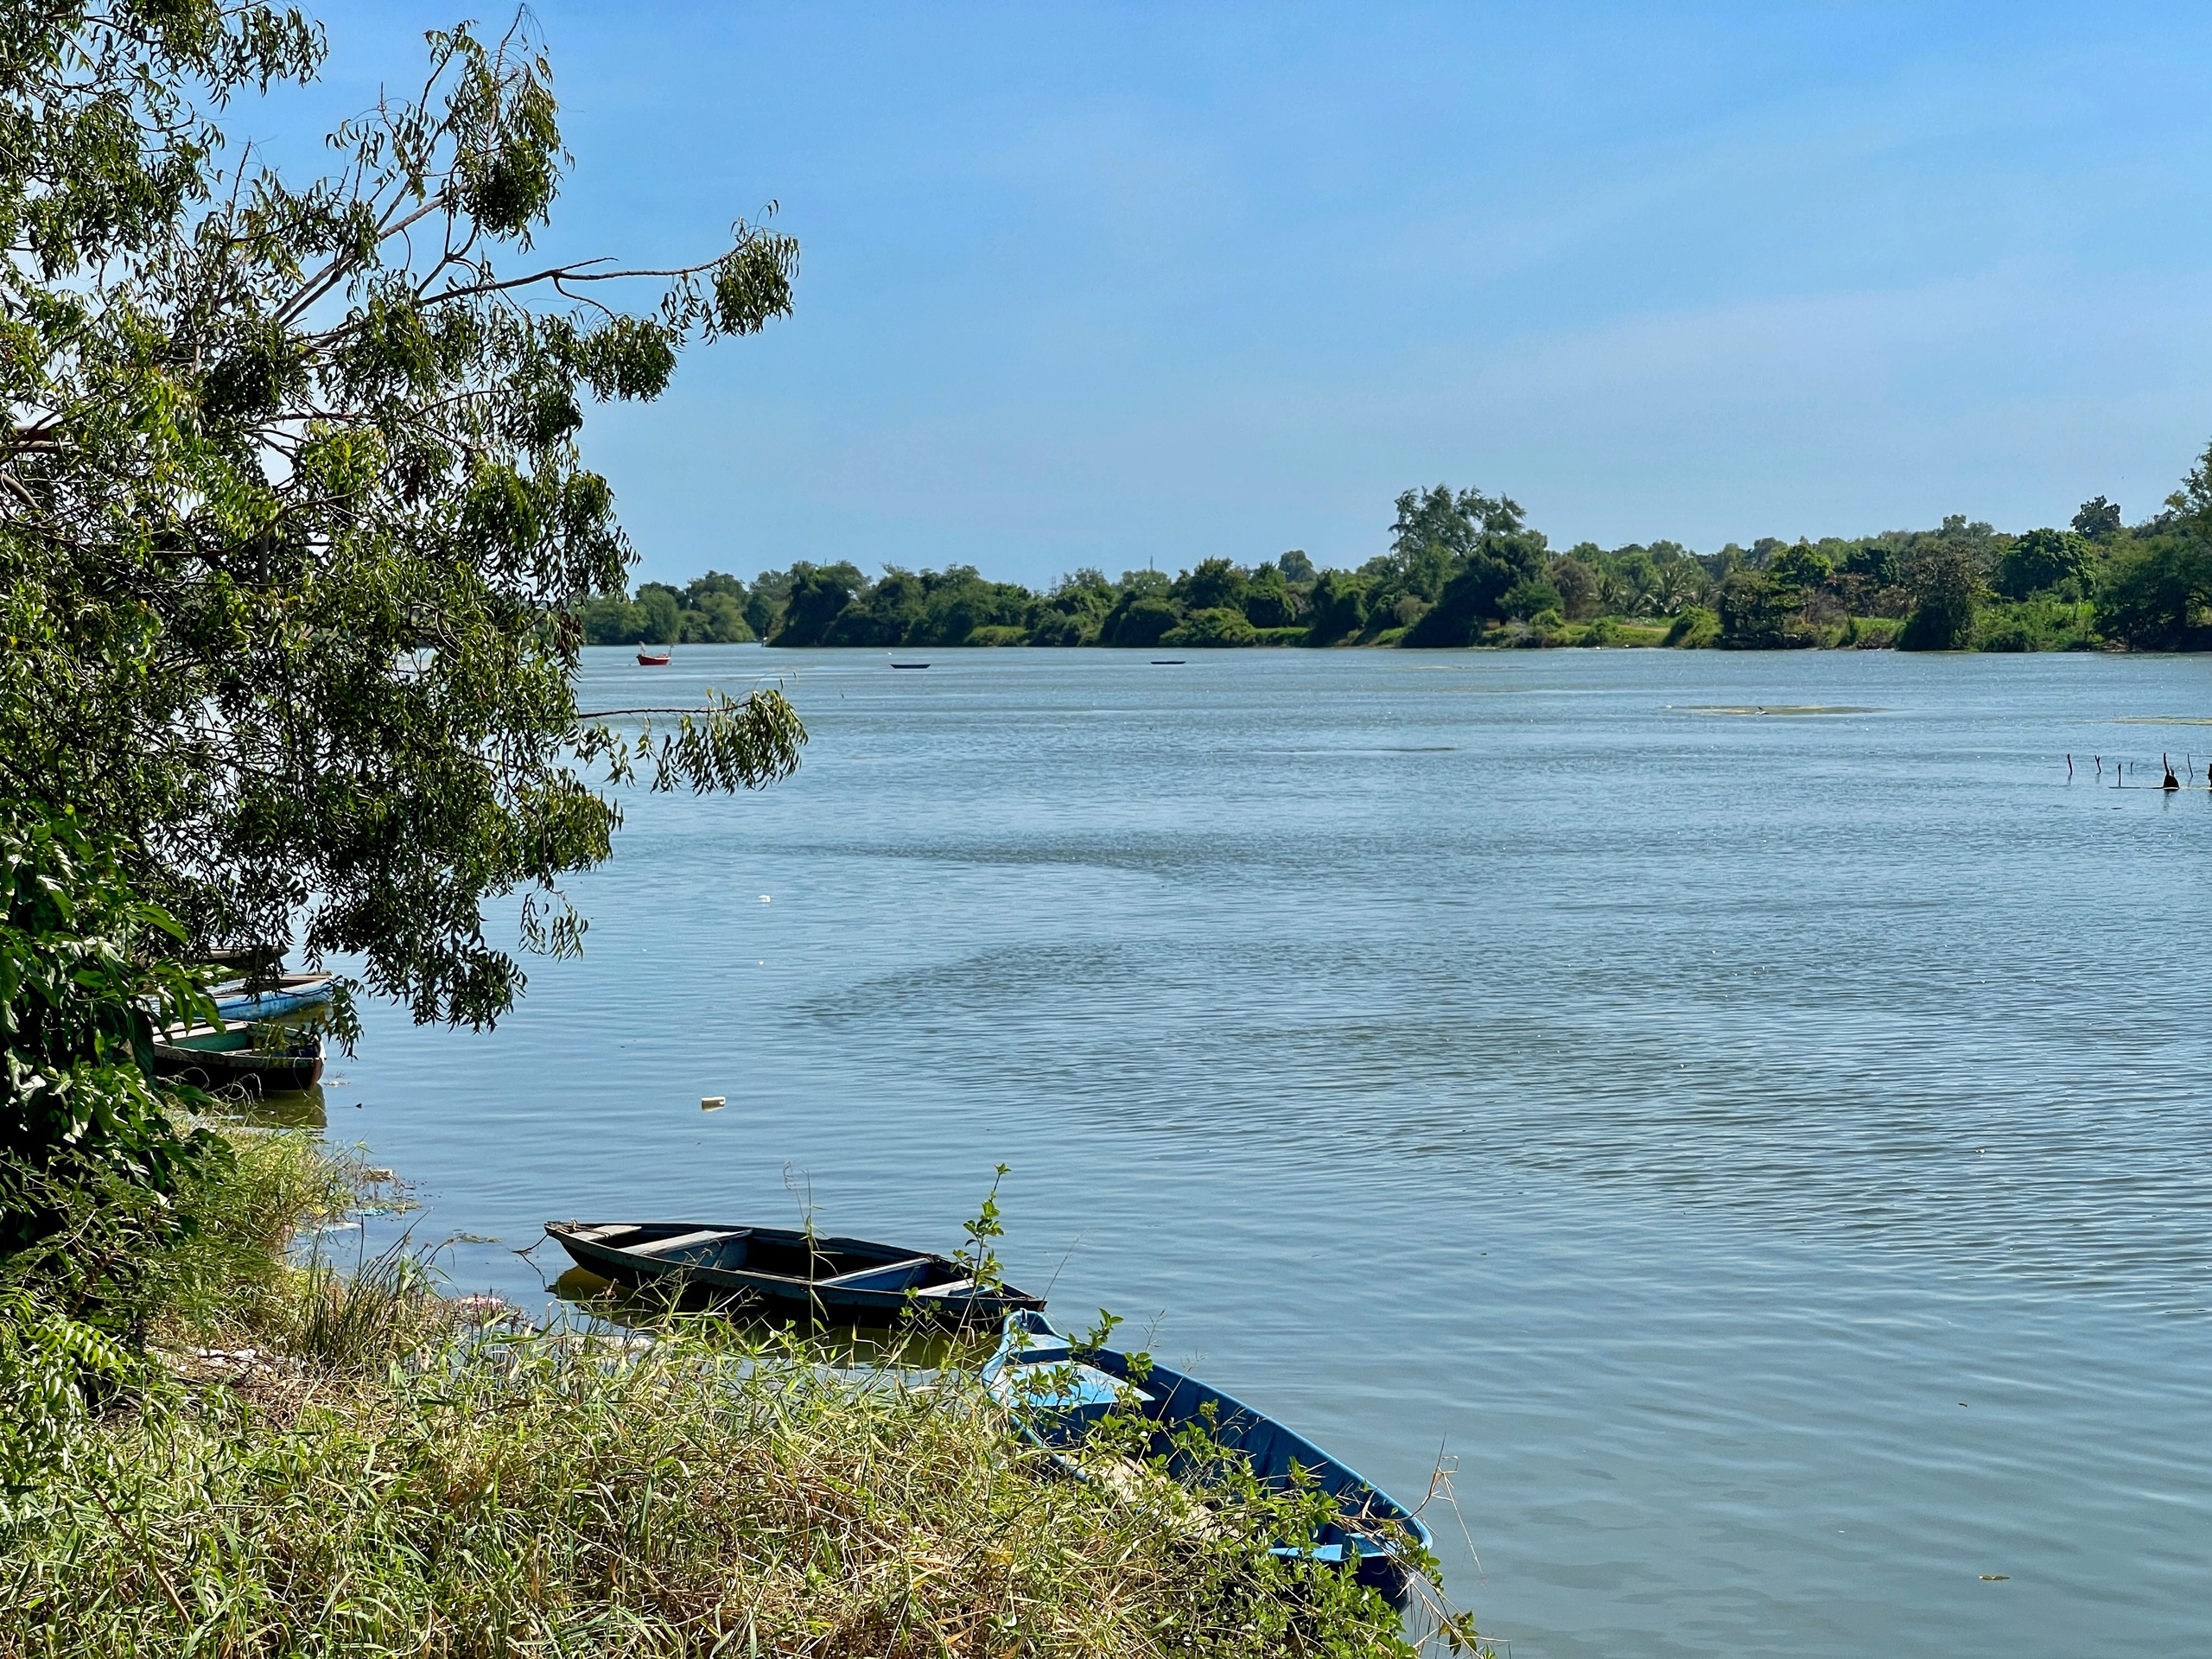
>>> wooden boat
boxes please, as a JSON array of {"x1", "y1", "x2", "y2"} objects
[
  {"x1": 983, "y1": 1311, "x2": 1433, "y2": 1606},
  {"x1": 544, "y1": 1220, "x2": 1046, "y2": 1328},
  {"x1": 213, "y1": 971, "x2": 336, "y2": 1021},
  {"x1": 636, "y1": 648, "x2": 672, "y2": 666},
  {"x1": 151, "y1": 1022, "x2": 325, "y2": 1094}
]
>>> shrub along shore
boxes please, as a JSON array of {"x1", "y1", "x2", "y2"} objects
[
  {"x1": 0, "y1": 1130, "x2": 1465, "y2": 1657},
  {"x1": 586, "y1": 474, "x2": 2212, "y2": 655}
]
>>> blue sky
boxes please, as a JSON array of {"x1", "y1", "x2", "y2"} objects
[{"x1": 279, "y1": 3, "x2": 2212, "y2": 587}]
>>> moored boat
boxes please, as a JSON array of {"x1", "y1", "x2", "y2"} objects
[
  {"x1": 983, "y1": 1311, "x2": 1433, "y2": 1606},
  {"x1": 544, "y1": 1220, "x2": 1046, "y2": 1328},
  {"x1": 637, "y1": 647, "x2": 671, "y2": 665},
  {"x1": 151, "y1": 1022, "x2": 325, "y2": 1094},
  {"x1": 213, "y1": 971, "x2": 336, "y2": 1021}
]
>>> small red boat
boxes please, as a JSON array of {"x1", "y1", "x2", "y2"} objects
[{"x1": 636, "y1": 648, "x2": 671, "y2": 666}]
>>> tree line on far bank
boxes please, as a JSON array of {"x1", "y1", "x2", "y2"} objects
[{"x1": 582, "y1": 442, "x2": 2212, "y2": 652}]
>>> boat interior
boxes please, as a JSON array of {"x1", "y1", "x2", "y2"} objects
[
  {"x1": 989, "y1": 1317, "x2": 1418, "y2": 1554},
  {"x1": 560, "y1": 1223, "x2": 970, "y2": 1293}
]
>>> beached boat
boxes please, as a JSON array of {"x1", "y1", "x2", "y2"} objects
[
  {"x1": 151, "y1": 1022, "x2": 325, "y2": 1094},
  {"x1": 543, "y1": 1220, "x2": 1046, "y2": 1327},
  {"x1": 212, "y1": 971, "x2": 335, "y2": 1021},
  {"x1": 637, "y1": 647, "x2": 671, "y2": 665},
  {"x1": 983, "y1": 1311, "x2": 1433, "y2": 1605}
]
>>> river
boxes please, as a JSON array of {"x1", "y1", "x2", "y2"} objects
[{"x1": 334, "y1": 644, "x2": 2212, "y2": 1657}]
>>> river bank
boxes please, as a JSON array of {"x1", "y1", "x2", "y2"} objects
[{"x1": 0, "y1": 1130, "x2": 1452, "y2": 1656}]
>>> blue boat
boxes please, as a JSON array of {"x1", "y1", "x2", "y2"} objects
[
  {"x1": 983, "y1": 1311, "x2": 1433, "y2": 1605},
  {"x1": 212, "y1": 972, "x2": 335, "y2": 1021}
]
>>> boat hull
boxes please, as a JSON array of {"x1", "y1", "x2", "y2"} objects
[
  {"x1": 213, "y1": 972, "x2": 336, "y2": 1021},
  {"x1": 546, "y1": 1220, "x2": 1045, "y2": 1329},
  {"x1": 152, "y1": 1024, "x2": 325, "y2": 1094},
  {"x1": 984, "y1": 1311, "x2": 1432, "y2": 1606}
]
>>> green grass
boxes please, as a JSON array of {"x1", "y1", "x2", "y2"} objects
[{"x1": 0, "y1": 1134, "x2": 1475, "y2": 1657}]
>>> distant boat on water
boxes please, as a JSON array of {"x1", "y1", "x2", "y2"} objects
[{"x1": 636, "y1": 647, "x2": 672, "y2": 666}]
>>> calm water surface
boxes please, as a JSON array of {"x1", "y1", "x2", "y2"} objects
[{"x1": 336, "y1": 646, "x2": 2212, "y2": 1657}]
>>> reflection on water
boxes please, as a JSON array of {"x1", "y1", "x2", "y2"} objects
[
  {"x1": 337, "y1": 646, "x2": 2212, "y2": 1659},
  {"x1": 202, "y1": 1082, "x2": 326, "y2": 1131}
]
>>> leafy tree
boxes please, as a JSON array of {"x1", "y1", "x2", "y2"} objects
[
  {"x1": 0, "y1": 6, "x2": 806, "y2": 1027},
  {"x1": 1897, "y1": 540, "x2": 1983, "y2": 650},
  {"x1": 822, "y1": 569, "x2": 922, "y2": 645},
  {"x1": 1101, "y1": 594, "x2": 1179, "y2": 648},
  {"x1": 1402, "y1": 526, "x2": 1547, "y2": 645},
  {"x1": 769, "y1": 563, "x2": 864, "y2": 645},
  {"x1": 1276, "y1": 549, "x2": 1316, "y2": 584},
  {"x1": 1243, "y1": 565, "x2": 1300, "y2": 627},
  {"x1": 1386, "y1": 484, "x2": 1526, "y2": 608},
  {"x1": 575, "y1": 591, "x2": 651, "y2": 644},
  {"x1": 1767, "y1": 544, "x2": 1833, "y2": 594},
  {"x1": 1545, "y1": 556, "x2": 1600, "y2": 620},
  {"x1": 1302, "y1": 570, "x2": 1367, "y2": 645},
  {"x1": 1997, "y1": 529, "x2": 2094, "y2": 600},
  {"x1": 636, "y1": 583, "x2": 683, "y2": 644},
  {"x1": 2094, "y1": 535, "x2": 2212, "y2": 648},
  {"x1": 0, "y1": 804, "x2": 224, "y2": 1293},
  {"x1": 2073, "y1": 495, "x2": 2123, "y2": 541},
  {"x1": 1162, "y1": 607, "x2": 1256, "y2": 647},
  {"x1": 1501, "y1": 578, "x2": 1561, "y2": 620},
  {"x1": 1173, "y1": 558, "x2": 1248, "y2": 614},
  {"x1": 1648, "y1": 556, "x2": 1708, "y2": 615},
  {"x1": 1717, "y1": 570, "x2": 1807, "y2": 649}
]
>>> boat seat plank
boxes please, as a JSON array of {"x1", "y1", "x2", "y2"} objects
[
  {"x1": 817, "y1": 1256, "x2": 934, "y2": 1288},
  {"x1": 912, "y1": 1278, "x2": 977, "y2": 1298},
  {"x1": 626, "y1": 1229, "x2": 739, "y2": 1257}
]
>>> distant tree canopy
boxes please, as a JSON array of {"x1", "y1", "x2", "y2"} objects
[{"x1": 593, "y1": 450, "x2": 2212, "y2": 657}]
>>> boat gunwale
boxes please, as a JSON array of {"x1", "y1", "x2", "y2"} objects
[
  {"x1": 983, "y1": 1312, "x2": 1432, "y2": 1588},
  {"x1": 544, "y1": 1220, "x2": 1046, "y2": 1314}
]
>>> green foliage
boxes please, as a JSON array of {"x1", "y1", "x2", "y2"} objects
[
  {"x1": 1998, "y1": 530, "x2": 2094, "y2": 600},
  {"x1": 0, "y1": 7, "x2": 804, "y2": 1027},
  {"x1": 0, "y1": 804, "x2": 225, "y2": 1275},
  {"x1": 1174, "y1": 557, "x2": 1249, "y2": 614},
  {"x1": 1545, "y1": 556, "x2": 1601, "y2": 620},
  {"x1": 1103, "y1": 593, "x2": 1181, "y2": 649},
  {"x1": 2095, "y1": 533, "x2": 2212, "y2": 649},
  {"x1": 1717, "y1": 570, "x2": 1811, "y2": 649},
  {"x1": 1163, "y1": 607, "x2": 1258, "y2": 647},
  {"x1": 0, "y1": 1287, "x2": 142, "y2": 1489},
  {"x1": 1304, "y1": 570, "x2": 1369, "y2": 645},
  {"x1": 1500, "y1": 578, "x2": 1560, "y2": 621},
  {"x1": 770, "y1": 562, "x2": 867, "y2": 645},
  {"x1": 1897, "y1": 541, "x2": 1985, "y2": 650},
  {"x1": 1662, "y1": 607, "x2": 1721, "y2": 647},
  {"x1": 1974, "y1": 598, "x2": 2096, "y2": 652},
  {"x1": 2074, "y1": 495, "x2": 2124, "y2": 541}
]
